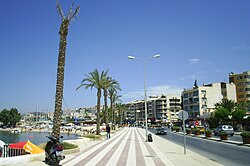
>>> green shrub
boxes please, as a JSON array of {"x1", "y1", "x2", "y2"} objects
[
  {"x1": 38, "y1": 142, "x2": 78, "y2": 150},
  {"x1": 219, "y1": 131, "x2": 228, "y2": 136},
  {"x1": 62, "y1": 142, "x2": 78, "y2": 150},
  {"x1": 83, "y1": 134, "x2": 102, "y2": 140},
  {"x1": 194, "y1": 128, "x2": 200, "y2": 132},
  {"x1": 240, "y1": 131, "x2": 250, "y2": 137},
  {"x1": 205, "y1": 130, "x2": 212, "y2": 134},
  {"x1": 172, "y1": 126, "x2": 180, "y2": 131}
]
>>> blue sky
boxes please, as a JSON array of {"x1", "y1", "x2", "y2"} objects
[{"x1": 1, "y1": 0, "x2": 250, "y2": 113}]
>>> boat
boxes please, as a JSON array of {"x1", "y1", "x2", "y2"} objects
[{"x1": 10, "y1": 129, "x2": 21, "y2": 134}]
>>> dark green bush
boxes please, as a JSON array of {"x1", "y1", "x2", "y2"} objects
[
  {"x1": 240, "y1": 131, "x2": 250, "y2": 137},
  {"x1": 62, "y1": 142, "x2": 78, "y2": 150},
  {"x1": 205, "y1": 130, "x2": 212, "y2": 134},
  {"x1": 83, "y1": 134, "x2": 102, "y2": 140},
  {"x1": 219, "y1": 131, "x2": 228, "y2": 136}
]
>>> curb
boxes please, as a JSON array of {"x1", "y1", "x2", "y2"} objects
[{"x1": 174, "y1": 131, "x2": 250, "y2": 147}]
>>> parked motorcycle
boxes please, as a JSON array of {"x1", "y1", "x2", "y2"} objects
[{"x1": 45, "y1": 135, "x2": 65, "y2": 166}]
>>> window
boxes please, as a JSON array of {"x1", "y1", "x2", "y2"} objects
[
  {"x1": 193, "y1": 91, "x2": 198, "y2": 96},
  {"x1": 246, "y1": 94, "x2": 250, "y2": 97},
  {"x1": 183, "y1": 93, "x2": 188, "y2": 98},
  {"x1": 183, "y1": 100, "x2": 188, "y2": 105},
  {"x1": 238, "y1": 89, "x2": 244, "y2": 92},
  {"x1": 237, "y1": 82, "x2": 244, "y2": 86},
  {"x1": 170, "y1": 103, "x2": 180, "y2": 107},
  {"x1": 169, "y1": 98, "x2": 180, "y2": 102},
  {"x1": 245, "y1": 82, "x2": 250, "y2": 85},
  {"x1": 193, "y1": 98, "x2": 199, "y2": 103},
  {"x1": 221, "y1": 83, "x2": 226, "y2": 88},
  {"x1": 239, "y1": 95, "x2": 245, "y2": 98},
  {"x1": 194, "y1": 105, "x2": 199, "y2": 111},
  {"x1": 202, "y1": 105, "x2": 207, "y2": 110},
  {"x1": 201, "y1": 90, "x2": 206, "y2": 95},
  {"x1": 237, "y1": 76, "x2": 243, "y2": 80},
  {"x1": 245, "y1": 88, "x2": 250, "y2": 91}
]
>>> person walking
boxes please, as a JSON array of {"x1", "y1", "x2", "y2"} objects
[{"x1": 106, "y1": 124, "x2": 111, "y2": 139}]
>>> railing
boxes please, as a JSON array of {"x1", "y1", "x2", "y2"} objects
[{"x1": 1, "y1": 145, "x2": 23, "y2": 158}]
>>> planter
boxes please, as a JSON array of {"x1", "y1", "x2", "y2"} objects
[
  {"x1": 194, "y1": 131, "x2": 200, "y2": 135},
  {"x1": 205, "y1": 130, "x2": 212, "y2": 137},
  {"x1": 186, "y1": 129, "x2": 192, "y2": 135},
  {"x1": 242, "y1": 137, "x2": 250, "y2": 144},
  {"x1": 220, "y1": 134, "x2": 228, "y2": 140},
  {"x1": 205, "y1": 132, "x2": 212, "y2": 137},
  {"x1": 240, "y1": 131, "x2": 250, "y2": 144}
]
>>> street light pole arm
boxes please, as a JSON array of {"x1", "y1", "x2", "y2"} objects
[{"x1": 128, "y1": 54, "x2": 160, "y2": 61}]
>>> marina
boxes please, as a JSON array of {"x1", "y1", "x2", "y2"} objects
[{"x1": 0, "y1": 130, "x2": 78, "y2": 146}]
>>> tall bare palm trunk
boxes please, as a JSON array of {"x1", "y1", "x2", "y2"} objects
[
  {"x1": 52, "y1": 20, "x2": 69, "y2": 138},
  {"x1": 104, "y1": 90, "x2": 108, "y2": 125},
  {"x1": 96, "y1": 89, "x2": 101, "y2": 135},
  {"x1": 110, "y1": 97, "x2": 114, "y2": 130}
]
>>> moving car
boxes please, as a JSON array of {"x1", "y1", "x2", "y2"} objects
[
  {"x1": 155, "y1": 127, "x2": 167, "y2": 135},
  {"x1": 214, "y1": 125, "x2": 234, "y2": 136}
]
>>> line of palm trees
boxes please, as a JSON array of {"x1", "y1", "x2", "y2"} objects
[{"x1": 76, "y1": 69, "x2": 126, "y2": 135}]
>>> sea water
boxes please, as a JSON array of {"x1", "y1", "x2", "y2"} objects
[{"x1": 0, "y1": 130, "x2": 78, "y2": 145}]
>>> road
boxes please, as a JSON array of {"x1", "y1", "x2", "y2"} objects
[{"x1": 149, "y1": 128, "x2": 250, "y2": 166}]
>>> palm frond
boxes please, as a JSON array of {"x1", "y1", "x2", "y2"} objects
[
  {"x1": 67, "y1": 2, "x2": 74, "y2": 20},
  {"x1": 69, "y1": 6, "x2": 80, "y2": 22},
  {"x1": 56, "y1": 0, "x2": 65, "y2": 20}
]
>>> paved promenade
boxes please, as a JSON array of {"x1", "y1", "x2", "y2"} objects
[
  {"x1": 9, "y1": 127, "x2": 223, "y2": 166},
  {"x1": 61, "y1": 127, "x2": 172, "y2": 166},
  {"x1": 61, "y1": 127, "x2": 222, "y2": 166}
]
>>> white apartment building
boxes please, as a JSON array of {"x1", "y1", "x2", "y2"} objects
[
  {"x1": 182, "y1": 82, "x2": 237, "y2": 120},
  {"x1": 125, "y1": 94, "x2": 181, "y2": 125}
]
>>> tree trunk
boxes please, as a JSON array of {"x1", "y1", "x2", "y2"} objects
[
  {"x1": 110, "y1": 96, "x2": 114, "y2": 130},
  {"x1": 96, "y1": 89, "x2": 101, "y2": 135},
  {"x1": 104, "y1": 90, "x2": 108, "y2": 125},
  {"x1": 52, "y1": 20, "x2": 69, "y2": 138}
]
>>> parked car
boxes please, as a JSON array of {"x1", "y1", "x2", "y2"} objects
[
  {"x1": 214, "y1": 125, "x2": 234, "y2": 136},
  {"x1": 155, "y1": 127, "x2": 167, "y2": 135},
  {"x1": 195, "y1": 126, "x2": 205, "y2": 134}
]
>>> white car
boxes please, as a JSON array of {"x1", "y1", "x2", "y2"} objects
[{"x1": 214, "y1": 125, "x2": 234, "y2": 136}]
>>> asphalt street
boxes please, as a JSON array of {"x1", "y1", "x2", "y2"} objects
[{"x1": 149, "y1": 128, "x2": 250, "y2": 166}]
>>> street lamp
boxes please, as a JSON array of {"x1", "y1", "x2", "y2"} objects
[{"x1": 128, "y1": 54, "x2": 160, "y2": 142}]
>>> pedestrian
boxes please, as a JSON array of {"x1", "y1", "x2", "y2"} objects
[{"x1": 106, "y1": 124, "x2": 111, "y2": 139}]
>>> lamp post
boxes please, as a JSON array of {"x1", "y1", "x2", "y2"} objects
[{"x1": 128, "y1": 54, "x2": 160, "y2": 142}]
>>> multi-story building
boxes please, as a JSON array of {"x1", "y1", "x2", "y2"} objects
[
  {"x1": 229, "y1": 71, "x2": 250, "y2": 111},
  {"x1": 125, "y1": 94, "x2": 181, "y2": 125},
  {"x1": 182, "y1": 82, "x2": 237, "y2": 119}
]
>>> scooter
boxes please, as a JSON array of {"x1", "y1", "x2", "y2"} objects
[{"x1": 45, "y1": 135, "x2": 65, "y2": 166}]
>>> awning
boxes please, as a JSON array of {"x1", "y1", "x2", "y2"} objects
[{"x1": 9, "y1": 140, "x2": 44, "y2": 154}]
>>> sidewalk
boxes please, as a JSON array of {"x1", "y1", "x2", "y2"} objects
[{"x1": 3, "y1": 127, "x2": 223, "y2": 166}]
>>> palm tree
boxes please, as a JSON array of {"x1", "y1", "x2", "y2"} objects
[
  {"x1": 107, "y1": 79, "x2": 121, "y2": 129},
  {"x1": 76, "y1": 69, "x2": 108, "y2": 135},
  {"x1": 112, "y1": 94, "x2": 122, "y2": 130},
  {"x1": 52, "y1": 0, "x2": 80, "y2": 138},
  {"x1": 116, "y1": 103, "x2": 128, "y2": 127},
  {"x1": 103, "y1": 77, "x2": 121, "y2": 125},
  {"x1": 101, "y1": 73, "x2": 110, "y2": 125},
  {"x1": 215, "y1": 99, "x2": 237, "y2": 113}
]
